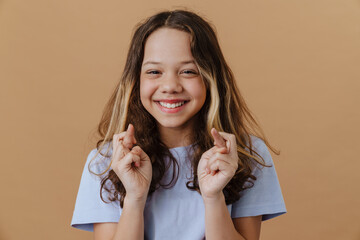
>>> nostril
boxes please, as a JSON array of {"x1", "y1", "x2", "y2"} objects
[{"x1": 159, "y1": 83, "x2": 183, "y2": 93}]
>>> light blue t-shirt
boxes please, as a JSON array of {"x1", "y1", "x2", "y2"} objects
[{"x1": 71, "y1": 137, "x2": 286, "y2": 239}]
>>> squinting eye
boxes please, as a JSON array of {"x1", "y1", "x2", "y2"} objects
[
  {"x1": 182, "y1": 70, "x2": 198, "y2": 75},
  {"x1": 147, "y1": 70, "x2": 161, "y2": 75}
]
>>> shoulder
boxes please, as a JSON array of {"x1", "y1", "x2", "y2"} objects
[
  {"x1": 71, "y1": 142, "x2": 120, "y2": 231},
  {"x1": 248, "y1": 135, "x2": 267, "y2": 153},
  {"x1": 86, "y1": 143, "x2": 113, "y2": 174},
  {"x1": 87, "y1": 142, "x2": 113, "y2": 160},
  {"x1": 231, "y1": 136, "x2": 287, "y2": 220},
  {"x1": 248, "y1": 135, "x2": 273, "y2": 166}
]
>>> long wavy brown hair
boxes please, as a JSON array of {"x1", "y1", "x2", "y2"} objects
[{"x1": 88, "y1": 9, "x2": 279, "y2": 208}]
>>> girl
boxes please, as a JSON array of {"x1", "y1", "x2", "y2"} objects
[{"x1": 71, "y1": 9, "x2": 286, "y2": 240}]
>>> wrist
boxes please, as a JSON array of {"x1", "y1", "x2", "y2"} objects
[
  {"x1": 124, "y1": 195, "x2": 147, "y2": 210},
  {"x1": 202, "y1": 192, "x2": 225, "y2": 205}
]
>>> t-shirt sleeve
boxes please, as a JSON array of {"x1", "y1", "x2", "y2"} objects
[
  {"x1": 70, "y1": 148, "x2": 121, "y2": 231},
  {"x1": 231, "y1": 137, "x2": 287, "y2": 221}
]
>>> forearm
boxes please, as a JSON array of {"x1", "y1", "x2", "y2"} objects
[
  {"x1": 111, "y1": 197, "x2": 146, "y2": 240},
  {"x1": 203, "y1": 193, "x2": 245, "y2": 240}
]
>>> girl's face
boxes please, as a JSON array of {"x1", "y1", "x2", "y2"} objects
[{"x1": 140, "y1": 28, "x2": 206, "y2": 133}]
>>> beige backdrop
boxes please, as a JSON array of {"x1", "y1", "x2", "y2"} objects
[{"x1": 1, "y1": 0, "x2": 359, "y2": 239}]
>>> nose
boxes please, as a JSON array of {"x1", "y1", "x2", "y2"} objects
[{"x1": 159, "y1": 73, "x2": 183, "y2": 93}]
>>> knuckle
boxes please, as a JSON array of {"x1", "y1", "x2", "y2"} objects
[
  {"x1": 121, "y1": 153, "x2": 130, "y2": 163},
  {"x1": 132, "y1": 147, "x2": 142, "y2": 156},
  {"x1": 134, "y1": 154, "x2": 141, "y2": 161},
  {"x1": 135, "y1": 145, "x2": 142, "y2": 151},
  {"x1": 211, "y1": 159, "x2": 218, "y2": 166},
  {"x1": 125, "y1": 151, "x2": 133, "y2": 158}
]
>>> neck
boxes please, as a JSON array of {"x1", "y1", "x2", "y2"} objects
[{"x1": 158, "y1": 122, "x2": 194, "y2": 149}]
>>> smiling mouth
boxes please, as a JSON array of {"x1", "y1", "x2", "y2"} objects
[{"x1": 155, "y1": 100, "x2": 189, "y2": 109}]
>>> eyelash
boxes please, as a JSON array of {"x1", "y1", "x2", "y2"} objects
[
  {"x1": 146, "y1": 70, "x2": 198, "y2": 75},
  {"x1": 182, "y1": 70, "x2": 197, "y2": 75}
]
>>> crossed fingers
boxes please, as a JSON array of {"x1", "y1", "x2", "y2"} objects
[
  {"x1": 211, "y1": 128, "x2": 228, "y2": 153},
  {"x1": 205, "y1": 128, "x2": 237, "y2": 175},
  {"x1": 112, "y1": 124, "x2": 137, "y2": 163}
]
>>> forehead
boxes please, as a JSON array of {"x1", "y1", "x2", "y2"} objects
[{"x1": 142, "y1": 28, "x2": 194, "y2": 64}]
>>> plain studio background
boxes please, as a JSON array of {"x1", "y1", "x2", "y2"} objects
[{"x1": 0, "y1": 0, "x2": 359, "y2": 239}]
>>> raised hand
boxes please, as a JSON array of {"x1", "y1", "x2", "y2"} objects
[
  {"x1": 111, "y1": 124, "x2": 152, "y2": 203},
  {"x1": 197, "y1": 128, "x2": 238, "y2": 200}
]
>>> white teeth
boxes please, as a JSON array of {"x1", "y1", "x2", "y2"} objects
[{"x1": 159, "y1": 101, "x2": 186, "y2": 109}]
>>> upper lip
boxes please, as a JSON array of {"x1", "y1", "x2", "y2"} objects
[{"x1": 155, "y1": 99, "x2": 189, "y2": 103}]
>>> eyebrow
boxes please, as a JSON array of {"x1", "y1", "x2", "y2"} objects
[{"x1": 142, "y1": 60, "x2": 196, "y2": 66}]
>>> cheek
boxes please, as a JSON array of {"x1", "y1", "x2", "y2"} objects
[
  {"x1": 191, "y1": 81, "x2": 207, "y2": 102},
  {"x1": 140, "y1": 79, "x2": 155, "y2": 104}
]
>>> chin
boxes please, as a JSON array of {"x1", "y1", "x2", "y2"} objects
[
  {"x1": 156, "y1": 118, "x2": 191, "y2": 129},
  {"x1": 158, "y1": 122, "x2": 186, "y2": 129}
]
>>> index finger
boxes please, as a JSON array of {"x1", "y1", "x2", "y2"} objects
[{"x1": 211, "y1": 128, "x2": 226, "y2": 148}]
